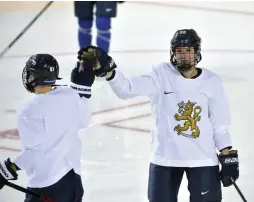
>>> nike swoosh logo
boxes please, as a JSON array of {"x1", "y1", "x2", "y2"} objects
[
  {"x1": 164, "y1": 91, "x2": 173, "y2": 94},
  {"x1": 201, "y1": 191, "x2": 209, "y2": 195}
]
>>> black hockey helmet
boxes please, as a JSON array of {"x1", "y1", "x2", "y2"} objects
[
  {"x1": 170, "y1": 29, "x2": 202, "y2": 71},
  {"x1": 22, "y1": 54, "x2": 61, "y2": 93}
]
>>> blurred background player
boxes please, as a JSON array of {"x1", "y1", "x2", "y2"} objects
[
  {"x1": 74, "y1": 1, "x2": 124, "y2": 53},
  {"x1": 77, "y1": 29, "x2": 240, "y2": 202},
  {"x1": 0, "y1": 54, "x2": 95, "y2": 202}
]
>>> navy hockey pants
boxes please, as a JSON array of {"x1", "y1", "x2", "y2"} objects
[
  {"x1": 148, "y1": 163, "x2": 222, "y2": 202},
  {"x1": 24, "y1": 169, "x2": 83, "y2": 202}
]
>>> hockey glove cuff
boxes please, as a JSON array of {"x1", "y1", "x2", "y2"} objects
[
  {"x1": 70, "y1": 60, "x2": 95, "y2": 98},
  {"x1": 219, "y1": 150, "x2": 239, "y2": 187},
  {"x1": 0, "y1": 158, "x2": 18, "y2": 190}
]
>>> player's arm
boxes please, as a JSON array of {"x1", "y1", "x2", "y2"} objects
[
  {"x1": 77, "y1": 46, "x2": 160, "y2": 99},
  {"x1": 208, "y1": 76, "x2": 232, "y2": 152},
  {"x1": 106, "y1": 69, "x2": 160, "y2": 99},
  {"x1": 0, "y1": 113, "x2": 44, "y2": 189},
  {"x1": 76, "y1": 97, "x2": 92, "y2": 129},
  {"x1": 70, "y1": 60, "x2": 94, "y2": 128},
  {"x1": 208, "y1": 76, "x2": 239, "y2": 187},
  {"x1": 14, "y1": 112, "x2": 45, "y2": 170}
]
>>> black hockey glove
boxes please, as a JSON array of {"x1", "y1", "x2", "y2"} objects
[
  {"x1": 0, "y1": 158, "x2": 18, "y2": 190},
  {"x1": 77, "y1": 45, "x2": 117, "y2": 77},
  {"x1": 70, "y1": 60, "x2": 95, "y2": 98},
  {"x1": 219, "y1": 150, "x2": 239, "y2": 187}
]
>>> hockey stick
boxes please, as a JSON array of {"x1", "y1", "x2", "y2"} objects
[
  {"x1": 217, "y1": 154, "x2": 247, "y2": 202},
  {"x1": 6, "y1": 181, "x2": 57, "y2": 202},
  {"x1": 0, "y1": 1, "x2": 54, "y2": 59},
  {"x1": 230, "y1": 178, "x2": 247, "y2": 202}
]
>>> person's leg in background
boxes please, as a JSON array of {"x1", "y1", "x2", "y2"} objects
[
  {"x1": 74, "y1": 1, "x2": 95, "y2": 48},
  {"x1": 95, "y1": 1, "x2": 118, "y2": 53}
]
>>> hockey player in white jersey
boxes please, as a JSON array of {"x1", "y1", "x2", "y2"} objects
[
  {"x1": 77, "y1": 29, "x2": 240, "y2": 202},
  {"x1": 0, "y1": 54, "x2": 95, "y2": 202}
]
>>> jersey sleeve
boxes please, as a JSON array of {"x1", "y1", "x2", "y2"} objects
[
  {"x1": 77, "y1": 97, "x2": 92, "y2": 129},
  {"x1": 208, "y1": 76, "x2": 232, "y2": 151},
  {"x1": 14, "y1": 110, "x2": 45, "y2": 170},
  {"x1": 108, "y1": 68, "x2": 160, "y2": 99}
]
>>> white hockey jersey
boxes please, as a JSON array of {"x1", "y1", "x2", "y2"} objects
[
  {"x1": 14, "y1": 86, "x2": 91, "y2": 187},
  {"x1": 109, "y1": 63, "x2": 232, "y2": 167}
]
